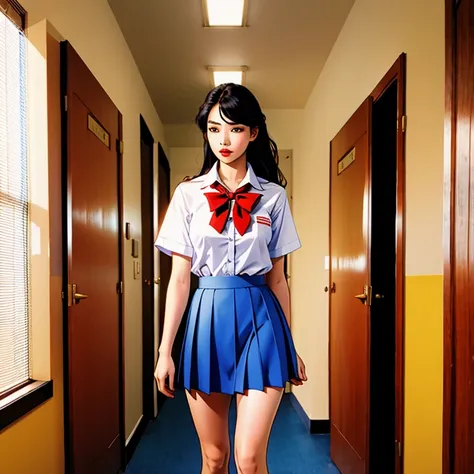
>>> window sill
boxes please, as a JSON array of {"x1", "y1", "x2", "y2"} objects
[{"x1": 0, "y1": 380, "x2": 53, "y2": 432}]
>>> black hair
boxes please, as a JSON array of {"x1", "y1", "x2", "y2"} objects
[{"x1": 187, "y1": 83, "x2": 286, "y2": 187}]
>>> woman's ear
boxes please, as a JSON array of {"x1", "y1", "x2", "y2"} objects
[{"x1": 250, "y1": 127, "x2": 259, "y2": 142}]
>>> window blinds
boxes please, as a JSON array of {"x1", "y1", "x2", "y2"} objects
[{"x1": 0, "y1": 12, "x2": 30, "y2": 395}]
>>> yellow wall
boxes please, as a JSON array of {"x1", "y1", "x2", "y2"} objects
[
  {"x1": 405, "y1": 275, "x2": 443, "y2": 474},
  {"x1": 290, "y1": 0, "x2": 444, "y2": 473}
]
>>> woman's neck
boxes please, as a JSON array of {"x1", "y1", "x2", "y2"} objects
[{"x1": 217, "y1": 155, "x2": 247, "y2": 192}]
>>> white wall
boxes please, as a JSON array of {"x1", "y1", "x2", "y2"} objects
[{"x1": 21, "y1": 0, "x2": 167, "y2": 439}]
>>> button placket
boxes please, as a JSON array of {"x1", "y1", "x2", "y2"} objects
[{"x1": 226, "y1": 201, "x2": 236, "y2": 275}]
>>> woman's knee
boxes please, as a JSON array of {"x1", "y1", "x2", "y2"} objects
[
  {"x1": 202, "y1": 444, "x2": 229, "y2": 473},
  {"x1": 234, "y1": 446, "x2": 262, "y2": 474}
]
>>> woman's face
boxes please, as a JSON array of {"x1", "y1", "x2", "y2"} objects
[{"x1": 206, "y1": 104, "x2": 258, "y2": 165}]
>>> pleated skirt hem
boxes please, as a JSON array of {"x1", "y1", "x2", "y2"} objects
[{"x1": 177, "y1": 275, "x2": 299, "y2": 396}]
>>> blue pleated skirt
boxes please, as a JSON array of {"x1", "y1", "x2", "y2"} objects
[{"x1": 177, "y1": 275, "x2": 299, "y2": 395}]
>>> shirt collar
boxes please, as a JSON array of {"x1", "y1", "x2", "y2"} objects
[{"x1": 200, "y1": 161, "x2": 264, "y2": 191}]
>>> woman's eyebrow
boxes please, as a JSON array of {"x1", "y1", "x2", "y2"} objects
[{"x1": 208, "y1": 120, "x2": 221, "y2": 125}]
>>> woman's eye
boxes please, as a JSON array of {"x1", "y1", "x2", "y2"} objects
[
  {"x1": 208, "y1": 127, "x2": 219, "y2": 133},
  {"x1": 232, "y1": 128, "x2": 244, "y2": 133}
]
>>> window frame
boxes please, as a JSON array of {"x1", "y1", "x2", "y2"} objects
[{"x1": 0, "y1": 0, "x2": 53, "y2": 432}]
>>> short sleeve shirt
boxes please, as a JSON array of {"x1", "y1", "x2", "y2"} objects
[{"x1": 155, "y1": 161, "x2": 301, "y2": 277}]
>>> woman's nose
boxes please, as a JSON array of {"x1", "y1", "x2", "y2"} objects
[{"x1": 220, "y1": 133, "x2": 230, "y2": 146}]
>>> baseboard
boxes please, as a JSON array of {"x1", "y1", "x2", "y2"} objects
[
  {"x1": 125, "y1": 415, "x2": 148, "y2": 465},
  {"x1": 287, "y1": 392, "x2": 330, "y2": 434}
]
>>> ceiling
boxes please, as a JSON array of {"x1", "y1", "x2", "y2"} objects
[{"x1": 108, "y1": 0, "x2": 355, "y2": 125}]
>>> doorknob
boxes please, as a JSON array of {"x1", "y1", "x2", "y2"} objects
[
  {"x1": 154, "y1": 277, "x2": 161, "y2": 285},
  {"x1": 324, "y1": 282, "x2": 336, "y2": 293}
]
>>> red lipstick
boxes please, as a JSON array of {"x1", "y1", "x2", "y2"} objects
[{"x1": 220, "y1": 148, "x2": 233, "y2": 157}]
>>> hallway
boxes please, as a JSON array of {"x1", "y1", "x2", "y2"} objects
[{"x1": 125, "y1": 390, "x2": 340, "y2": 474}]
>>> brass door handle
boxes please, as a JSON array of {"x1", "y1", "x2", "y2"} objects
[
  {"x1": 68, "y1": 283, "x2": 88, "y2": 306},
  {"x1": 154, "y1": 277, "x2": 161, "y2": 285},
  {"x1": 74, "y1": 292, "x2": 88, "y2": 301},
  {"x1": 354, "y1": 284, "x2": 371, "y2": 305}
]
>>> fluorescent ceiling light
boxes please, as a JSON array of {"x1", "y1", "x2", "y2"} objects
[
  {"x1": 203, "y1": 0, "x2": 248, "y2": 27},
  {"x1": 208, "y1": 67, "x2": 247, "y2": 88}
]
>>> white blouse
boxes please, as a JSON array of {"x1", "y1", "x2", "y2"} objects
[{"x1": 155, "y1": 161, "x2": 301, "y2": 277}]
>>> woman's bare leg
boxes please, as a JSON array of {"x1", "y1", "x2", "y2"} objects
[
  {"x1": 234, "y1": 387, "x2": 284, "y2": 474},
  {"x1": 186, "y1": 390, "x2": 232, "y2": 474}
]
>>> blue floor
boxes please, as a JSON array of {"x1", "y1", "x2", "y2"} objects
[{"x1": 126, "y1": 390, "x2": 340, "y2": 474}]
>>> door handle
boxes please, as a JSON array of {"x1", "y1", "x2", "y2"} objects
[
  {"x1": 154, "y1": 277, "x2": 161, "y2": 285},
  {"x1": 68, "y1": 283, "x2": 88, "y2": 306},
  {"x1": 74, "y1": 291, "x2": 88, "y2": 301},
  {"x1": 354, "y1": 285, "x2": 371, "y2": 305}
]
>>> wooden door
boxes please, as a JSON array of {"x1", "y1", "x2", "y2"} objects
[
  {"x1": 329, "y1": 98, "x2": 372, "y2": 474},
  {"x1": 62, "y1": 41, "x2": 124, "y2": 474},
  {"x1": 444, "y1": 0, "x2": 474, "y2": 472}
]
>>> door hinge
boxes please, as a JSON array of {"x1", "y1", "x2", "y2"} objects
[
  {"x1": 117, "y1": 281, "x2": 123, "y2": 294},
  {"x1": 116, "y1": 139, "x2": 123, "y2": 154},
  {"x1": 64, "y1": 95, "x2": 68, "y2": 112},
  {"x1": 395, "y1": 440, "x2": 402, "y2": 457}
]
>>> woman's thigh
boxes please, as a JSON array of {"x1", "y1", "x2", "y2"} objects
[
  {"x1": 234, "y1": 388, "x2": 284, "y2": 463},
  {"x1": 186, "y1": 390, "x2": 232, "y2": 454}
]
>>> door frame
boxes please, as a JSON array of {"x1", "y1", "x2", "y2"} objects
[
  {"x1": 443, "y1": 0, "x2": 469, "y2": 471},
  {"x1": 60, "y1": 40, "x2": 126, "y2": 473},
  {"x1": 369, "y1": 53, "x2": 406, "y2": 474},
  {"x1": 140, "y1": 115, "x2": 155, "y2": 422},
  {"x1": 156, "y1": 142, "x2": 171, "y2": 414},
  {"x1": 443, "y1": 3, "x2": 454, "y2": 472}
]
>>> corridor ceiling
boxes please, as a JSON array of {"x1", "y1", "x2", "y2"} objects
[{"x1": 108, "y1": 0, "x2": 355, "y2": 124}]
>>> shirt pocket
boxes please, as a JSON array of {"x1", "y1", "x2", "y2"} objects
[{"x1": 253, "y1": 212, "x2": 272, "y2": 244}]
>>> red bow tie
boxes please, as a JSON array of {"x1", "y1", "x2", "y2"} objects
[{"x1": 204, "y1": 182, "x2": 262, "y2": 235}]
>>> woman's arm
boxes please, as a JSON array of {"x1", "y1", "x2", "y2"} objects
[
  {"x1": 265, "y1": 256, "x2": 291, "y2": 326},
  {"x1": 158, "y1": 252, "x2": 192, "y2": 357}
]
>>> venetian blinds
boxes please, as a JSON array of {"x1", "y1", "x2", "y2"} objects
[{"x1": 0, "y1": 10, "x2": 30, "y2": 395}]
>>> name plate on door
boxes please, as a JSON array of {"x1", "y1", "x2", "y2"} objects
[
  {"x1": 337, "y1": 148, "x2": 355, "y2": 174},
  {"x1": 88, "y1": 114, "x2": 110, "y2": 148}
]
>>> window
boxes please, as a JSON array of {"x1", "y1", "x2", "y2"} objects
[
  {"x1": 0, "y1": 1, "x2": 51, "y2": 432},
  {"x1": 0, "y1": 0, "x2": 29, "y2": 398}
]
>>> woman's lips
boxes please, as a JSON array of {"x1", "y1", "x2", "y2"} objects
[{"x1": 220, "y1": 149, "x2": 232, "y2": 157}]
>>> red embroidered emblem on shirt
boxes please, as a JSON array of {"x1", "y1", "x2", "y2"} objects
[{"x1": 256, "y1": 216, "x2": 271, "y2": 227}]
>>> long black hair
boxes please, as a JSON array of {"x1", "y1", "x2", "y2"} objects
[{"x1": 189, "y1": 83, "x2": 286, "y2": 187}]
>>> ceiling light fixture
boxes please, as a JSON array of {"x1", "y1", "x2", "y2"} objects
[
  {"x1": 208, "y1": 66, "x2": 248, "y2": 88},
  {"x1": 203, "y1": 0, "x2": 248, "y2": 27}
]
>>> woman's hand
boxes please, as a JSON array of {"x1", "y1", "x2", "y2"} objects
[
  {"x1": 154, "y1": 353, "x2": 175, "y2": 398},
  {"x1": 291, "y1": 353, "x2": 308, "y2": 386}
]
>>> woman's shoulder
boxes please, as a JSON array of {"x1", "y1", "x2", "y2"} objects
[{"x1": 258, "y1": 178, "x2": 287, "y2": 197}]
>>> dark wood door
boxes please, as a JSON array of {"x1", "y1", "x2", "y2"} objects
[
  {"x1": 62, "y1": 41, "x2": 124, "y2": 474},
  {"x1": 444, "y1": 0, "x2": 474, "y2": 472},
  {"x1": 157, "y1": 145, "x2": 171, "y2": 351},
  {"x1": 329, "y1": 98, "x2": 372, "y2": 474},
  {"x1": 140, "y1": 118, "x2": 155, "y2": 420}
]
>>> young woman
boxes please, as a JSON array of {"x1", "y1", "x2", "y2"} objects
[{"x1": 154, "y1": 83, "x2": 307, "y2": 474}]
